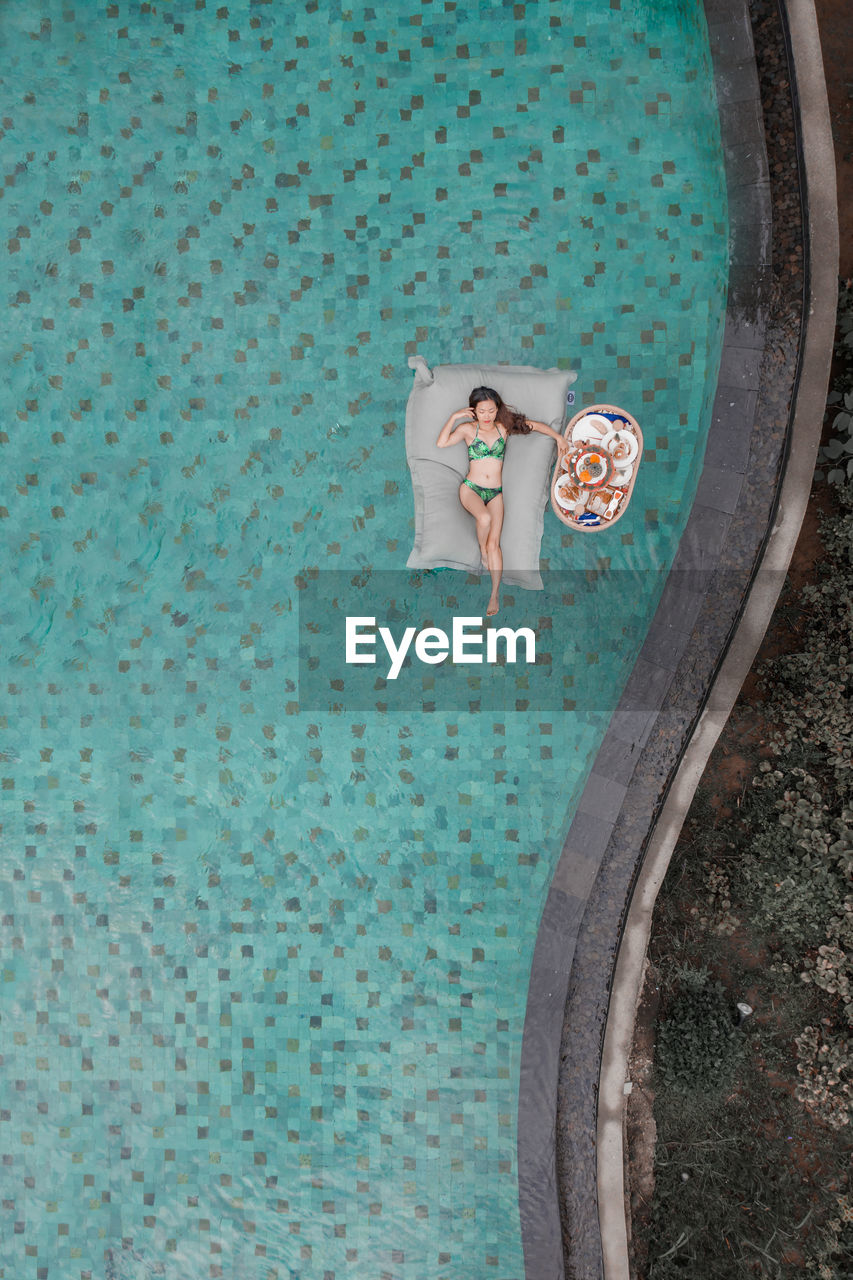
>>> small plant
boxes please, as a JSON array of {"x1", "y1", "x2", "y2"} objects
[
  {"x1": 804, "y1": 1193, "x2": 853, "y2": 1277},
  {"x1": 794, "y1": 1025, "x2": 852, "y2": 1131},
  {"x1": 727, "y1": 773, "x2": 853, "y2": 962},
  {"x1": 816, "y1": 280, "x2": 853, "y2": 484},
  {"x1": 801, "y1": 896, "x2": 853, "y2": 1026},
  {"x1": 691, "y1": 861, "x2": 740, "y2": 935},
  {"x1": 819, "y1": 389, "x2": 853, "y2": 484},
  {"x1": 654, "y1": 967, "x2": 744, "y2": 1092}
]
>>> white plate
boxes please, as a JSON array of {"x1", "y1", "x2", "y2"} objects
[
  {"x1": 554, "y1": 475, "x2": 577, "y2": 511},
  {"x1": 570, "y1": 413, "x2": 609, "y2": 444},
  {"x1": 610, "y1": 465, "x2": 633, "y2": 487},
  {"x1": 601, "y1": 428, "x2": 639, "y2": 465},
  {"x1": 580, "y1": 413, "x2": 613, "y2": 433}
]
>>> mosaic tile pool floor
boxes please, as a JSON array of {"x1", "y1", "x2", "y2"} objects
[{"x1": 1, "y1": 1, "x2": 726, "y2": 1276}]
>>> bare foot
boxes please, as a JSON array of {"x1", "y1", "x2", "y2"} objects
[{"x1": 486, "y1": 596, "x2": 500, "y2": 617}]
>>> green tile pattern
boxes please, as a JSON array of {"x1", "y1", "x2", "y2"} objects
[{"x1": 1, "y1": 1, "x2": 726, "y2": 1277}]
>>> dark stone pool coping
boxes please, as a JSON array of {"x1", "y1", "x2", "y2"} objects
[{"x1": 516, "y1": 0, "x2": 838, "y2": 1276}]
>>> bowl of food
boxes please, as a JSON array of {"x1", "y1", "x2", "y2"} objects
[
  {"x1": 568, "y1": 447, "x2": 614, "y2": 488},
  {"x1": 601, "y1": 428, "x2": 639, "y2": 465}
]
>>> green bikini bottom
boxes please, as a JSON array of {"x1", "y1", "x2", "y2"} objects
[{"x1": 462, "y1": 478, "x2": 503, "y2": 505}]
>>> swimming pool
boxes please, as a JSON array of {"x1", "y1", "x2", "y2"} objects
[{"x1": 1, "y1": 1, "x2": 726, "y2": 1276}]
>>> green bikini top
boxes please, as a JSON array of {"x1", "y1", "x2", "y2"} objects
[{"x1": 467, "y1": 424, "x2": 506, "y2": 461}]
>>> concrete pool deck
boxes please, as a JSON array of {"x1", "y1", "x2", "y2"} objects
[{"x1": 518, "y1": 0, "x2": 839, "y2": 1276}]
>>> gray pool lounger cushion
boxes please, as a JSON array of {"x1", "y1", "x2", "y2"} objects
[{"x1": 405, "y1": 356, "x2": 578, "y2": 590}]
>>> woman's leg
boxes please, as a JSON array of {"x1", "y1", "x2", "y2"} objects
[
  {"x1": 459, "y1": 481, "x2": 493, "y2": 570},
  {"x1": 483, "y1": 493, "x2": 504, "y2": 616}
]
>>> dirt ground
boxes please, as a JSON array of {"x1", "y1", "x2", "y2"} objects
[
  {"x1": 814, "y1": 0, "x2": 852, "y2": 278},
  {"x1": 624, "y1": 7, "x2": 851, "y2": 1273}
]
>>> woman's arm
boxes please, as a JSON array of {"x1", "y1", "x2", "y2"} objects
[
  {"x1": 436, "y1": 408, "x2": 474, "y2": 448},
  {"x1": 526, "y1": 419, "x2": 569, "y2": 454}
]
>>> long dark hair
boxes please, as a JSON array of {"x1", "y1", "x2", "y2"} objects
[{"x1": 468, "y1": 386, "x2": 532, "y2": 435}]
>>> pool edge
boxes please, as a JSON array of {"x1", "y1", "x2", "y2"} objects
[
  {"x1": 516, "y1": 0, "x2": 839, "y2": 1277},
  {"x1": 596, "y1": 0, "x2": 838, "y2": 1271},
  {"x1": 596, "y1": 0, "x2": 839, "y2": 1275}
]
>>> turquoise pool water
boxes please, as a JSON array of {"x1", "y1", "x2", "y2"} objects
[{"x1": 1, "y1": 1, "x2": 726, "y2": 1277}]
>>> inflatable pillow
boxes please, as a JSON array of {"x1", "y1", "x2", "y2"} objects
[{"x1": 404, "y1": 356, "x2": 578, "y2": 590}]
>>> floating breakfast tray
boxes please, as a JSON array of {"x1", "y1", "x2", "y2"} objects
[{"x1": 550, "y1": 404, "x2": 643, "y2": 532}]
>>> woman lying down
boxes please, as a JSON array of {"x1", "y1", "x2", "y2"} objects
[{"x1": 436, "y1": 385, "x2": 568, "y2": 615}]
